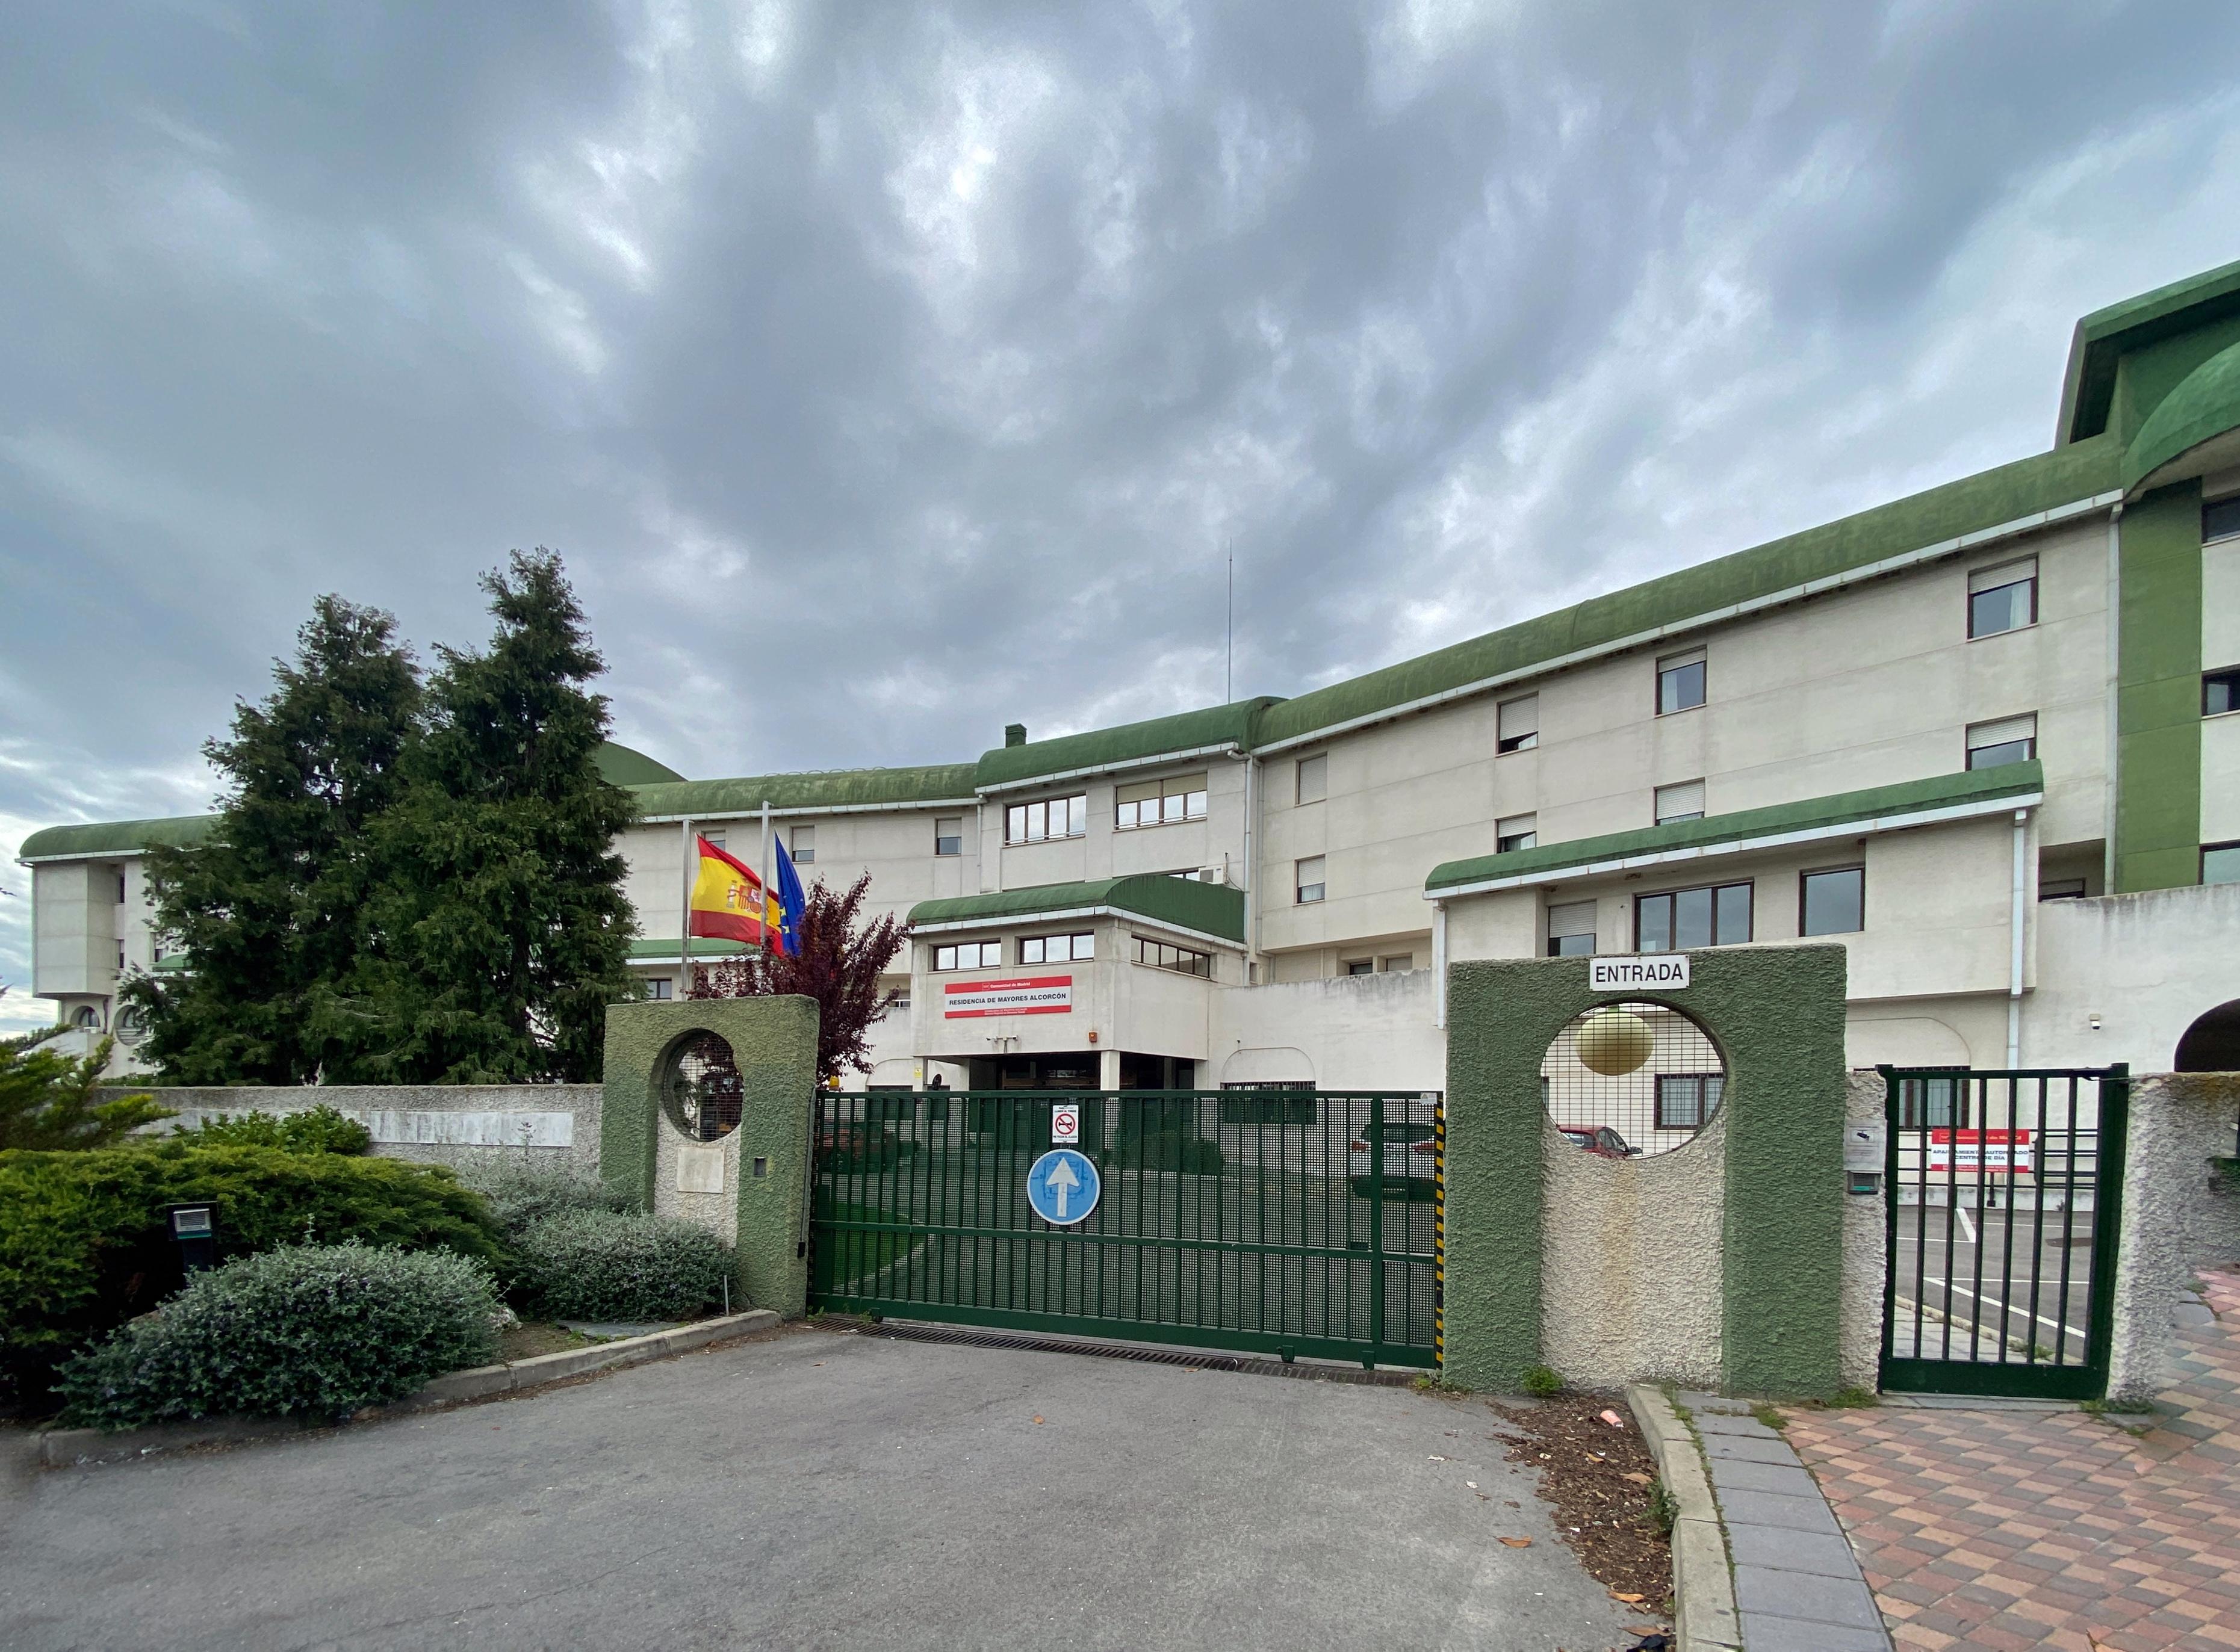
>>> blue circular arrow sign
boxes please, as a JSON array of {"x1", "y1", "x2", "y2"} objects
[{"x1": 1026, "y1": 1148, "x2": 1100, "y2": 1227}]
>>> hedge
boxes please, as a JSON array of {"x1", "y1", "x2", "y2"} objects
[
  {"x1": 510, "y1": 1208, "x2": 732, "y2": 1322},
  {"x1": 171, "y1": 1104, "x2": 373, "y2": 1155},
  {"x1": 455, "y1": 1157, "x2": 633, "y2": 1239},
  {"x1": 0, "y1": 1142, "x2": 505, "y2": 1405}
]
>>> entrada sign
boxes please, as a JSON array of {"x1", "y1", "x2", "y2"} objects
[
  {"x1": 943, "y1": 974, "x2": 1074, "y2": 1018},
  {"x1": 1590, "y1": 954, "x2": 1690, "y2": 990}
]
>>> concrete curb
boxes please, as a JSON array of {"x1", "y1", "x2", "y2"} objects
[
  {"x1": 1625, "y1": 1384, "x2": 1742, "y2": 1652},
  {"x1": 31, "y1": 1308, "x2": 781, "y2": 1469}
]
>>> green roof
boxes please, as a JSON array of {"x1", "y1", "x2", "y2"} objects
[
  {"x1": 630, "y1": 763, "x2": 978, "y2": 818},
  {"x1": 17, "y1": 814, "x2": 217, "y2": 861},
  {"x1": 630, "y1": 938, "x2": 748, "y2": 961},
  {"x1": 2124, "y1": 337, "x2": 2240, "y2": 492},
  {"x1": 972, "y1": 700, "x2": 1280, "y2": 793},
  {"x1": 908, "y1": 874, "x2": 1246, "y2": 944},
  {"x1": 1425, "y1": 761, "x2": 2044, "y2": 895},
  {"x1": 596, "y1": 742, "x2": 686, "y2": 786},
  {"x1": 2061, "y1": 255, "x2": 2240, "y2": 445}
]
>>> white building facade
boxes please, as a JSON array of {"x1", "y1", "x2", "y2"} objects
[{"x1": 23, "y1": 261, "x2": 2240, "y2": 1103}]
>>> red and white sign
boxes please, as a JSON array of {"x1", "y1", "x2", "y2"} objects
[
  {"x1": 1050, "y1": 1103, "x2": 1081, "y2": 1145},
  {"x1": 1926, "y1": 1128, "x2": 2033, "y2": 1175},
  {"x1": 942, "y1": 974, "x2": 1075, "y2": 1019}
]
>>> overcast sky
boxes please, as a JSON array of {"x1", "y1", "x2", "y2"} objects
[{"x1": 5, "y1": 1, "x2": 2239, "y2": 1022}]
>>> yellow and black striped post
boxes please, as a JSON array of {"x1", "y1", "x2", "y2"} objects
[{"x1": 1433, "y1": 1097, "x2": 1446, "y2": 1371}]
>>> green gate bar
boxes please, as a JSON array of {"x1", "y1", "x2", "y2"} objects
[{"x1": 808, "y1": 1089, "x2": 1441, "y2": 1369}]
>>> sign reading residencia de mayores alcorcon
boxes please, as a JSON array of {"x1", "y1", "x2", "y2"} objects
[{"x1": 942, "y1": 975, "x2": 1075, "y2": 1018}]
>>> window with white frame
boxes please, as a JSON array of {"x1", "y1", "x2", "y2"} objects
[
  {"x1": 1655, "y1": 1073, "x2": 1724, "y2": 1130},
  {"x1": 1966, "y1": 713, "x2": 2037, "y2": 770},
  {"x1": 934, "y1": 817, "x2": 963, "y2": 856},
  {"x1": 1654, "y1": 779, "x2": 1705, "y2": 824},
  {"x1": 1005, "y1": 794, "x2": 1087, "y2": 843},
  {"x1": 1497, "y1": 812, "x2": 1537, "y2": 853},
  {"x1": 1967, "y1": 557, "x2": 2037, "y2": 639},
  {"x1": 1116, "y1": 773, "x2": 1208, "y2": 829},
  {"x1": 1657, "y1": 648, "x2": 1707, "y2": 714},
  {"x1": 1345, "y1": 959, "x2": 1374, "y2": 976},
  {"x1": 933, "y1": 940, "x2": 1003, "y2": 971},
  {"x1": 1380, "y1": 954, "x2": 1413, "y2": 972},
  {"x1": 790, "y1": 824, "x2": 815, "y2": 864},
  {"x1": 1546, "y1": 899, "x2": 1596, "y2": 957},
  {"x1": 1295, "y1": 753, "x2": 1327, "y2": 805},
  {"x1": 1134, "y1": 935, "x2": 1212, "y2": 978},
  {"x1": 703, "y1": 830, "x2": 726, "y2": 849},
  {"x1": 1497, "y1": 695, "x2": 1539, "y2": 753},
  {"x1": 1295, "y1": 855, "x2": 1325, "y2": 904},
  {"x1": 1020, "y1": 932, "x2": 1093, "y2": 964}
]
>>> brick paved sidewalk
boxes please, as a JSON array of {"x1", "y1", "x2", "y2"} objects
[{"x1": 1787, "y1": 1263, "x2": 2240, "y2": 1651}]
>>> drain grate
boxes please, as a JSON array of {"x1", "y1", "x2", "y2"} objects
[{"x1": 852, "y1": 1319, "x2": 1419, "y2": 1387}]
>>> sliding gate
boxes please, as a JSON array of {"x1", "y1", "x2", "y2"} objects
[
  {"x1": 808, "y1": 1089, "x2": 1440, "y2": 1367},
  {"x1": 1879, "y1": 1065, "x2": 2130, "y2": 1399}
]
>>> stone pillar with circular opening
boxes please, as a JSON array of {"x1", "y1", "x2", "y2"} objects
[{"x1": 600, "y1": 995, "x2": 821, "y2": 1317}]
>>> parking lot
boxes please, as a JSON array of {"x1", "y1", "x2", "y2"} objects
[{"x1": 4, "y1": 1324, "x2": 1636, "y2": 1651}]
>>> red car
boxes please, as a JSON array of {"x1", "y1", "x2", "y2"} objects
[{"x1": 1559, "y1": 1125, "x2": 1639, "y2": 1160}]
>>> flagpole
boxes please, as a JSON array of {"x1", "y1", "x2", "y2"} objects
[
  {"x1": 759, "y1": 800, "x2": 772, "y2": 957},
  {"x1": 679, "y1": 816, "x2": 693, "y2": 996}
]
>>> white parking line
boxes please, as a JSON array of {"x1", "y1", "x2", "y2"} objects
[
  {"x1": 1955, "y1": 1205, "x2": 1976, "y2": 1244},
  {"x1": 1922, "y1": 1275, "x2": 2087, "y2": 1345}
]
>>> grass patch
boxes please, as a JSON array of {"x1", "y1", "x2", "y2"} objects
[
  {"x1": 1817, "y1": 1385, "x2": 1878, "y2": 1409},
  {"x1": 820, "y1": 1201, "x2": 925, "y2": 1290},
  {"x1": 1750, "y1": 1401, "x2": 1789, "y2": 1431},
  {"x1": 2081, "y1": 1396, "x2": 2159, "y2": 1417},
  {"x1": 1520, "y1": 1363, "x2": 1565, "y2": 1398},
  {"x1": 497, "y1": 1321, "x2": 595, "y2": 1362}
]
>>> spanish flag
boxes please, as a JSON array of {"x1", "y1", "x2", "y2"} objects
[{"x1": 689, "y1": 835, "x2": 783, "y2": 948}]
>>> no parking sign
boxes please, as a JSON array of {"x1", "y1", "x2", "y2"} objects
[{"x1": 1050, "y1": 1103, "x2": 1081, "y2": 1146}]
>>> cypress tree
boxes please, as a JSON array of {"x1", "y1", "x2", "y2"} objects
[
  {"x1": 123, "y1": 598, "x2": 421, "y2": 1084},
  {"x1": 361, "y1": 551, "x2": 639, "y2": 1081}
]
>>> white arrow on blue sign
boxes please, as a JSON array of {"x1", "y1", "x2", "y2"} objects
[{"x1": 1026, "y1": 1148, "x2": 1100, "y2": 1227}]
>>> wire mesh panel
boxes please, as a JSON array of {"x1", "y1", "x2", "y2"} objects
[
  {"x1": 1540, "y1": 1000, "x2": 1725, "y2": 1159},
  {"x1": 807, "y1": 1091, "x2": 1440, "y2": 1368},
  {"x1": 663, "y1": 1032, "x2": 743, "y2": 1143},
  {"x1": 1880, "y1": 1066, "x2": 2129, "y2": 1400}
]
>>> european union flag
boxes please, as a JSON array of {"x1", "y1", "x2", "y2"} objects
[{"x1": 772, "y1": 835, "x2": 807, "y2": 957}]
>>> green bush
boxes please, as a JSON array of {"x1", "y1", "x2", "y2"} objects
[
  {"x1": 173, "y1": 1104, "x2": 373, "y2": 1155},
  {"x1": 455, "y1": 1157, "x2": 632, "y2": 1239},
  {"x1": 511, "y1": 1208, "x2": 731, "y2": 1322},
  {"x1": 1, "y1": 1031, "x2": 173, "y2": 1151},
  {"x1": 0, "y1": 1142, "x2": 505, "y2": 1406},
  {"x1": 1520, "y1": 1363, "x2": 1564, "y2": 1397},
  {"x1": 55, "y1": 1242, "x2": 503, "y2": 1429},
  {"x1": 1108, "y1": 1131, "x2": 1225, "y2": 1175}
]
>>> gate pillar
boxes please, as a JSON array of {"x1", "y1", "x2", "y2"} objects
[
  {"x1": 1441, "y1": 945, "x2": 1849, "y2": 1396},
  {"x1": 600, "y1": 995, "x2": 821, "y2": 1317}
]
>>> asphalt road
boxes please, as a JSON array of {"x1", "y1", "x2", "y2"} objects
[
  {"x1": 3, "y1": 1325, "x2": 1635, "y2": 1651},
  {"x1": 1889, "y1": 1204, "x2": 2097, "y2": 1363}
]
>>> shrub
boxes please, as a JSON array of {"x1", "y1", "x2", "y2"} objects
[
  {"x1": 0, "y1": 1142, "x2": 505, "y2": 1406},
  {"x1": 512, "y1": 1208, "x2": 732, "y2": 1322},
  {"x1": 55, "y1": 1242, "x2": 502, "y2": 1429},
  {"x1": 1, "y1": 1031, "x2": 173, "y2": 1151},
  {"x1": 455, "y1": 1157, "x2": 632, "y2": 1239},
  {"x1": 173, "y1": 1104, "x2": 373, "y2": 1156},
  {"x1": 1520, "y1": 1363, "x2": 1564, "y2": 1397},
  {"x1": 1108, "y1": 1132, "x2": 1225, "y2": 1175}
]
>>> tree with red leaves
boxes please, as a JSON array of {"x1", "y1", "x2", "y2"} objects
[{"x1": 688, "y1": 871, "x2": 904, "y2": 1087}]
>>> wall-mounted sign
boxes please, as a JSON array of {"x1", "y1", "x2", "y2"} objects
[
  {"x1": 1589, "y1": 954, "x2": 1689, "y2": 991},
  {"x1": 1926, "y1": 1128, "x2": 2033, "y2": 1175},
  {"x1": 1050, "y1": 1103, "x2": 1081, "y2": 1145},
  {"x1": 943, "y1": 974, "x2": 1075, "y2": 1019}
]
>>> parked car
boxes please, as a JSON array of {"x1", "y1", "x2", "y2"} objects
[
  {"x1": 1559, "y1": 1125, "x2": 1639, "y2": 1160},
  {"x1": 1348, "y1": 1119, "x2": 1439, "y2": 1200}
]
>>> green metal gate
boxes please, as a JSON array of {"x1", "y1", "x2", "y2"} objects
[
  {"x1": 1879, "y1": 1065, "x2": 2130, "y2": 1399},
  {"x1": 808, "y1": 1089, "x2": 1441, "y2": 1367}
]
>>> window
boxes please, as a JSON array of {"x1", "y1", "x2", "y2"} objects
[
  {"x1": 1380, "y1": 954, "x2": 1414, "y2": 973},
  {"x1": 1134, "y1": 935, "x2": 1212, "y2": 977},
  {"x1": 1295, "y1": 856, "x2": 1325, "y2": 904},
  {"x1": 789, "y1": 825, "x2": 815, "y2": 865},
  {"x1": 1345, "y1": 959, "x2": 1374, "y2": 976},
  {"x1": 703, "y1": 830, "x2": 725, "y2": 850},
  {"x1": 2039, "y1": 878, "x2": 2087, "y2": 900},
  {"x1": 933, "y1": 940, "x2": 1003, "y2": 971},
  {"x1": 1021, "y1": 932, "x2": 1094, "y2": 964},
  {"x1": 1496, "y1": 813, "x2": 1537, "y2": 853},
  {"x1": 1655, "y1": 1073, "x2": 1724, "y2": 1131},
  {"x1": 1546, "y1": 899, "x2": 1596, "y2": 957},
  {"x1": 1636, "y1": 881, "x2": 1751, "y2": 950},
  {"x1": 1218, "y1": 1089, "x2": 1316, "y2": 1125},
  {"x1": 1005, "y1": 794, "x2": 1087, "y2": 843},
  {"x1": 1116, "y1": 773, "x2": 1208, "y2": 830},
  {"x1": 2204, "y1": 495, "x2": 2240, "y2": 543},
  {"x1": 1295, "y1": 754, "x2": 1327, "y2": 805},
  {"x1": 1800, "y1": 865, "x2": 1864, "y2": 936},
  {"x1": 1497, "y1": 695, "x2": 1539, "y2": 754},
  {"x1": 2206, "y1": 843, "x2": 2240, "y2": 886},
  {"x1": 116, "y1": 872, "x2": 126, "y2": 903},
  {"x1": 1654, "y1": 780, "x2": 1705, "y2": 825},
  {"x1": 1656, "y1": 649, "x2": 1706, "y2": 715},
  {"x1": 1897, "y1": 1073, "x2": 1967, "y2": 1129},
  {"x1": 1966, "y1": 713, "x2": 2037, "y2": 771},
  {"x1": 2206, "y1": 667, "x2": 2240, "y2": 717},
  {"x1": 647, "y1": 976, "x2": 673, "y2": 1000},
  {"x1": 934, "y1": 817, "x2": 963, "y2": 856},
  {"x1": 72, "y1": 1005, "x2": 99, "y2": 1030},
  {"x1": 1967, "y1": 557, "x2": 2037, "y2": 639}
]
